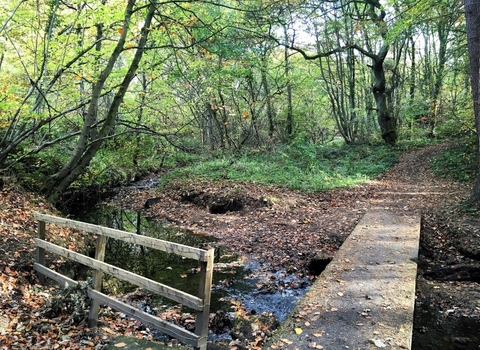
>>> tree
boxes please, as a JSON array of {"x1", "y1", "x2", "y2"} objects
[
  {"x1": 406, "y1": 0, "x2": 464, "y2": 136},
  {"x1": 44, "y1": 1, "x2": 156, "y2": 202},
  {"x1": 0, "y1": 0, "x2": 235, "y2": 201},
  {"x1": 351, "y1": 0, "x2": 398, "y2": 144},
  {"x1": 0, "y1": 0, "x2": 472, "y2": 203},
  {"x1": 464, "y1": 0, "x2": 480, "y2": 202},
  {"x1": 313, "y1": 7, "x2": 360, "y2": 143},
  {"x1": 261, "y1": 0, "x2": 400, "y2": 144}
]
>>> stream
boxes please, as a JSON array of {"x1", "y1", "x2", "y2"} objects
[
  {"x1": 412, "y1": 302, "x2": 480, "y2": 350},
  {"x1": 75, "y1": 205, "x2": 308, "y2": 324},
  {"x1": 69, "y1": 192, "x2": 480, "y2": 348}
]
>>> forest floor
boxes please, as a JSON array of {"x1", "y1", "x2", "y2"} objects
[{"x1": 1, "y1": 143, "x2": 480, "y2": 349}]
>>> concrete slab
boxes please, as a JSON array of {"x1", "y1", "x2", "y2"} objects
[{"x1": 265, "y1": 210, "x2": 421, "y2": 350}]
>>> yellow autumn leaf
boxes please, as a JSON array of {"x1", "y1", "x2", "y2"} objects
[
  {"x1": 295, "y1": 327, "x2": 303, "y2": 334},
  {"x1": 187, "y1": 17, "x2": 198, "y2": 27}
]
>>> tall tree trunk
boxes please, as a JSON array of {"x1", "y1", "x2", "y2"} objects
[
  {"x1": 366, "y1": 1, "x2": 397, "y2": 144},
  {"x1": 371, "y1": 51, "x2": 397, "y2": 144},
  {"x1": 133, "y1": 74, "x2": 148, "y2": 167},
  {"x1": 45, "y1": 1, "x2": 155, "y2": 203},
  {"x1": 347, "y1": 47, "x2": 357, "y2": 140},
  {"x1": 205, "y1": 102, "x2": 216, "y2": 151},
  {"x1": 350, "y1": 0, "x2": 397, "y2": 144},
  {"x1": 33, "y1": 0, "x2": 60, "y2": 114},
  {"x1": 408, "y1": 35, "x2": 416, "y2": 104},
  {"x1": 262, "y1": 68, "x2": 274, "y2": 139},
  {"x1": 217, "y1": 90, "x2": 231, "y2": 149},
  {"x1": 283, "y1": 25, "x2": 293, "y2": 138},
  {"x1": 428, "y1": 20, "x2": 451, "y2": 136},
  {"x1": 465, "y1": 0, "x2": 480, "y2": 202}
]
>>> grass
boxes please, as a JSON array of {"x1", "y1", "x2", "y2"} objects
[{"x1": 160, "y1": 141, "x2": 405, "y2": 192}]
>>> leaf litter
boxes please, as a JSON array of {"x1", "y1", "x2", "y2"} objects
[{"x1": 1, "y1": 144, "x2": 480, "y2": 349}]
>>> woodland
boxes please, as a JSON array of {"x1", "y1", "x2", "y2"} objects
[
  {"x1": 1, "y1": 0, "x2": 480, "y2": 349},
  {"x1": 0, "y1": 0, "x2": 478, "y2": 202}
]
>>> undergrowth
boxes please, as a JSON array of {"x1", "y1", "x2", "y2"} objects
[
  {"x1": 160, "y1": 141, "x2": 405, "y2": 192},
  {"x1": 431, "y1": 141, "x2": 477, "y2": 182},
  {"x1": 40, "y1": 281, "x2": 91, "y2": 325}
]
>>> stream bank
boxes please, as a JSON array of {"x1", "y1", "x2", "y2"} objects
[
  {"x1": 101, "y1": 144, "x2": 480, "y2": 349},
  {"x1": 1, "y1": 144, "x2": 479, "y2": 349}
]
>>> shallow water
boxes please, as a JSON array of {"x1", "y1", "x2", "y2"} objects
[
  {"x1": 412, "y1": 302, "x2": 480, "y2": 349},
  {"x1": 76, "y1": 206, "x2": 307, "y2": 322}
]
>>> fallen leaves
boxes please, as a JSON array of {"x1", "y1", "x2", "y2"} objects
[
  {"x1": 109, "y1": 181, "x2": 367, "y2": 282},
  {"x1": 0, "y1": 182, "x2": 112, "y2": 349},
  {"x1": 1, "y1": 144, "x2": 479, "y2": 349},
  {"x1": 308, "y1": 342, "x2": 324, "y2": 349}
]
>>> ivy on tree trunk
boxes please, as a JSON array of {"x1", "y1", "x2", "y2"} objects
[{"x1": 371, "y1": 52, "x2": 397, "y2": 145}]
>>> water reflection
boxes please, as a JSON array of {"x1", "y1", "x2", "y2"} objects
[
  {"x1": 78, "y1": 206, "x2": 250, "y2": 311},
  {"x1": 77, "y1": 205, "x2": 307, "y2": 321}
]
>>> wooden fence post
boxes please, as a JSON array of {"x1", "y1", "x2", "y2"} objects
[
  {"x1": 88, "y1": 235, "x2": 107, "y2": 328},
  {"x1": 36, "y1": 220, "x2": 46, "y2": 284},
  {"x1": 194, "y1": 247, "x2": 215, "y2": 350},
  {"x1": 34, "y1": 213, "x2": 216, "y2": 345}
]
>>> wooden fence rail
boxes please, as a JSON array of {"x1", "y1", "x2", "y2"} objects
[{"x1": 34, "y1": 212, "x2": 214, "y2": 350}]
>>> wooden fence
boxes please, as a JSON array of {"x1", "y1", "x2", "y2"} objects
[{"x1": 34, "y1": 213, "x2": 214, "y2": 350}]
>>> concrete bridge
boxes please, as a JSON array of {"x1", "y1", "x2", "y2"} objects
[{"x1": 265, "y1": 210, "x2": 421, "y2": 350}]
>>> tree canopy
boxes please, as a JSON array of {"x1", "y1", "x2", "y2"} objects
[{"x1": 0, "y1": 0, "x2": 473, "y2": 202}]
